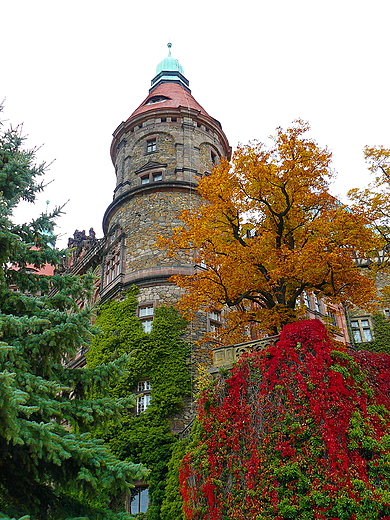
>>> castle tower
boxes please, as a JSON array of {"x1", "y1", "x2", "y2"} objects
[{"x1": 100, "y1": 44, "x2": 231, "y2": 323}]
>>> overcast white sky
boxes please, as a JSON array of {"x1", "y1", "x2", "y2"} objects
[{"x1": 2, "y1": 0, "x2": 389, "y2": 247}]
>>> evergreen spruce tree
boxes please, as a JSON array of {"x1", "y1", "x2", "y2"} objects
[{"x1": 0, "y1": 108, "x2": 147, "y2": 520}]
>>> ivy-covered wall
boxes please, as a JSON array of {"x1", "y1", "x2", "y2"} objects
[
  {"x1": 86, "y1": 287, "x2": 192, "y2": 519},
  {"x1": 179, "y1": 319, "x2": 390, "y2": 520}
]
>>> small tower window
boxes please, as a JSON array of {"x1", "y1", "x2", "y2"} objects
[
  {"x1": 139, "y1": 171, "x2": 163, "y2": 185},
  {"x1": 139, "y1": 304, "x2": 154, "y2": 333},
  {"x1": 146, "y1": 138, "x2": 157, "y2": 154}
]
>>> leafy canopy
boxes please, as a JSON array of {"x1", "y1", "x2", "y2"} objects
[
  {"x1": 161, "y1": 120, "x2": 379, "y2": 341},
  {"x1": 348, "y1": 146, "x2": 390, "y2": 306},
  {"x1": 0, "y1": 108, "x2": 147, "y2": 520},
  {"x1": 349, "y1": 146, "x2": 390, "y2": 252}
]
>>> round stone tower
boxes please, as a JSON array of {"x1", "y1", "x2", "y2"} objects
[{"x1": 101, "y1": 44, "x2": 231, "y2": 320}]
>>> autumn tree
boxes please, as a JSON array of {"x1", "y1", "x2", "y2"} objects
[
  {"x1": 349, "y1": 145, "x2": 390, "y2": 252},
  {"x1": 161, "y1": 121, "x2": 379, "y2": 341}
]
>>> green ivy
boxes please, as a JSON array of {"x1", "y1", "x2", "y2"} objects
[
  {"x1": 86, "y1": 287, "x2": 192, "y2": 519},
  {"x1": 160, "y1": 439, "x2": 189, "y2": 520}
]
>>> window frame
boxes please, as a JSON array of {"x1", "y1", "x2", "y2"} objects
[
  {"x1": 350, "y1": 317, "x2": 373, "y2": 343},
  {"x1": 208, "y1": 310, "x2": 222, "y2": 333},
  {"x1": 135, "y1": 380, "x2": 152, "y2": 415},
  {"x1": 138, "y1": 303, "x2": 155, "y2": 333},
  {"x1": 145, "y1": 137, "x2": 157, "y2": 154},
  {"x1": 129, "y1": 486, "x2": 149, "y2": 514},
  {"x1": 103, "y1": 247, "x2": 122, "y2": 287},
  {"x1": 138, "y1": 169, "x2": 164, "y2": 186}
]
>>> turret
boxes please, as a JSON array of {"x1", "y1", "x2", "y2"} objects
[{"x1": 100, "y1": 44, "x2": 231, "y2": 314}]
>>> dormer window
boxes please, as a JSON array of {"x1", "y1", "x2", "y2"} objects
[{"x1": 145, "y1": 95, "x2": 170, "y2": 105}]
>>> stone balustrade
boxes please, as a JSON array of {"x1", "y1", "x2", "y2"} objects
[{"x1": 211, "y1": 335, "x2": 280, "y2": 372}]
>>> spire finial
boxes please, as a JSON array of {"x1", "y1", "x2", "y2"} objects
[{"x1": 167, "y1": 42, "x2": 172, "y2": 57}]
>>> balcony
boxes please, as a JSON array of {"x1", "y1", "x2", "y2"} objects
[{"x1": 210, "y1": 335, "x2": 280, "y2": 372}]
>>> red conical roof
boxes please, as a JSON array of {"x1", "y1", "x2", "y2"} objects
[{"x1": 127, "y1": 82, "x2": 212, "y2": 122}]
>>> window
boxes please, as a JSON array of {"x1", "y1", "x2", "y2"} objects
[
  {"x1": 139, "y1": 304, "x2": 154, "y2": 333},
  {"x1": 145, "y1": 95, "x2": 169, "y2": 105},
  {"x1": 136, "y1": 380, "x2": 152, "y2": 415},
  {"x1": 303, "y1": 292, "x2": 312, "y2": 310},
  {"x1": 385, "y1": 309, "x2": 390, "y2": 319},
  {"x1": 208, "y1": 310, "x2": 222, "y2": 333},
  {"x1": 137, "y1": 381, "x2": 152, "y2": 392},
  {"x1": 139, "y1": 171, "x2": 163, "y2": 185},
  {"x1": 246, "y1": 228, "x2": 256, "y2": 239},
  {"x1": 104, "y1": 248, "x2": 121, "y2": 286},
  {"x1": 146, "y1": 138, "x2": 157, "y2": 154},
  {"x1": 130, "y1": 487, "x2": 149, "y2": 514},
  {"x1": 328, "y1": 311, "x2": 337, "y2": 327},
  {"x1": 351, "y1": 318, "x2": 373, "y2": 343},
  {"x1": 136, "y1": 393, "x2": 152, "y2": 414},
  {"x1": 314, "y1": 295, "x2": 321, "y2": 314}
]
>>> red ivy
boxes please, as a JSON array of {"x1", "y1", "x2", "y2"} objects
[{"x1": 180, "y1": 320, "x2": 390, "y2": 520}]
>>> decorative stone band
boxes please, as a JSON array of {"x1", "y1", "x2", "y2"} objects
[
  {"x1": 99, "y1": 264, "x2": 195, "y2": 302},
  {"x1": 210, "y1": 335, "x2": 280, "y2": 372},
  {"x1": 123, "y1": 265, "x2": 194, "y2": 286}
]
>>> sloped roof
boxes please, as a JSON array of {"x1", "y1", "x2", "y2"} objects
[{"x1": 126, "y1": 82, "x2": 212, "y2": 122}]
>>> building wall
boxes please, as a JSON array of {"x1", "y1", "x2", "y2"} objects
[{"x1": 101, "y1": 107, "x2": 229, "y2": 313}]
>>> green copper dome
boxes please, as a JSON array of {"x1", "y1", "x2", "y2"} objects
[
  {"x1": 150, "y1": 43, "x2": 190, "y2": 92},
  {"x1": 155, "y1": 43, "x2": 184, "y2": 75}
]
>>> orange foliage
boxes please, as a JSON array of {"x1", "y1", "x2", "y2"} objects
[
  {"x1": 160, "y1": 121, "x2": 379, "y2": 342},
  {"x1": 348, "y1": 145, "x2": 390, "y2": 304},
  {"x1": 349, "y1": 145, "x2": 390, "y2": 247}
]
